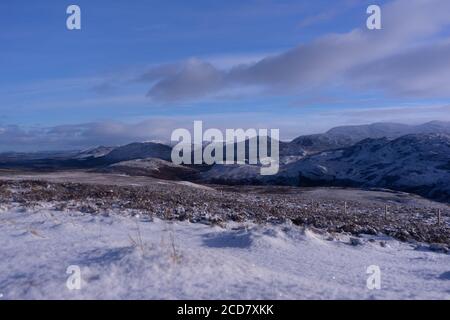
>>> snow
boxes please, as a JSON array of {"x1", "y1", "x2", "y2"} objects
[
  {"x1": 279, "y1": 133, "x2": 450, "y2": 200},
  {"x1": 75, "y1": 146, "x2": 115, "y2": 159},
  {"x1": 1, "y1": 204, "x2": 450, "y2": 300}
]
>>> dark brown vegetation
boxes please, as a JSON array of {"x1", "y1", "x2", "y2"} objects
[{"x1": 1, "y1": 178, "x2": 449, "y2": 246}]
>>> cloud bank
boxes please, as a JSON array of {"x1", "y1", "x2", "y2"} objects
[
  {"x1": 2, "y1": 103, "x2": 450, "y2": 152},
  {"x1": 139, "y1": 0, "x2": 450, "y2": 103}
]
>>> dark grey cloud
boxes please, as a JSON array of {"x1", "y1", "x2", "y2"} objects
[
  {"x1": 146, "y1": 59, "x2": 224, "y2": 102},
  {"x1": 139, "y1": 0, "x2": 450, "y2": 103}
]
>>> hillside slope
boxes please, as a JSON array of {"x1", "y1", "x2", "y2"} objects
[{"x1": 275, "y1": 134, "x2": 450, "y2": 201}]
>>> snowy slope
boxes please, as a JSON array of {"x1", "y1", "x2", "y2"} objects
[
  {"x1": 285, "y1": 121, "x2": 450, "y2": 154},
  {"x1": 277, "y1": 134, "x2": 450, "y2": 201},
  {"x1": 200, "y1": 133, "x2": 450, "y2": 201},
  {"x1": 75, "y1": 146, "x2": 115, "y2": 159},
  {"x1": 1, "y1": 204, "x2": 450, "y2": 300}
]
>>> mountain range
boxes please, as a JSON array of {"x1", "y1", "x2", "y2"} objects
[{"x1": 1, "y1": 121, "x2": 449, "y2": 202}]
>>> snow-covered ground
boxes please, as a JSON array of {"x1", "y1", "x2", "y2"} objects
[{"x1": 0, "y1": 204, "x2": 449, "y2": 300}]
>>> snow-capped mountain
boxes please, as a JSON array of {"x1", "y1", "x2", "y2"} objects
[
  {"x1": 195, "y1": 123, "x2": 450, "y2": 201},
  {"x1": 273, "y1": 133, "x2": 450, "y2": 201},
  {"x1": 283, "y1": 121, "x2": 450, "y2": 154}
]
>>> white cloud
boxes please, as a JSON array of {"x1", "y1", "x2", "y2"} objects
[{"x1": 139, "y1": 0, "x2": 450, "y2": 103}]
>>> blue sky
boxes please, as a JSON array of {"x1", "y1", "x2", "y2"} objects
[{"x1": 1, "y1": 0, "x2": 450, "y2": 151}]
